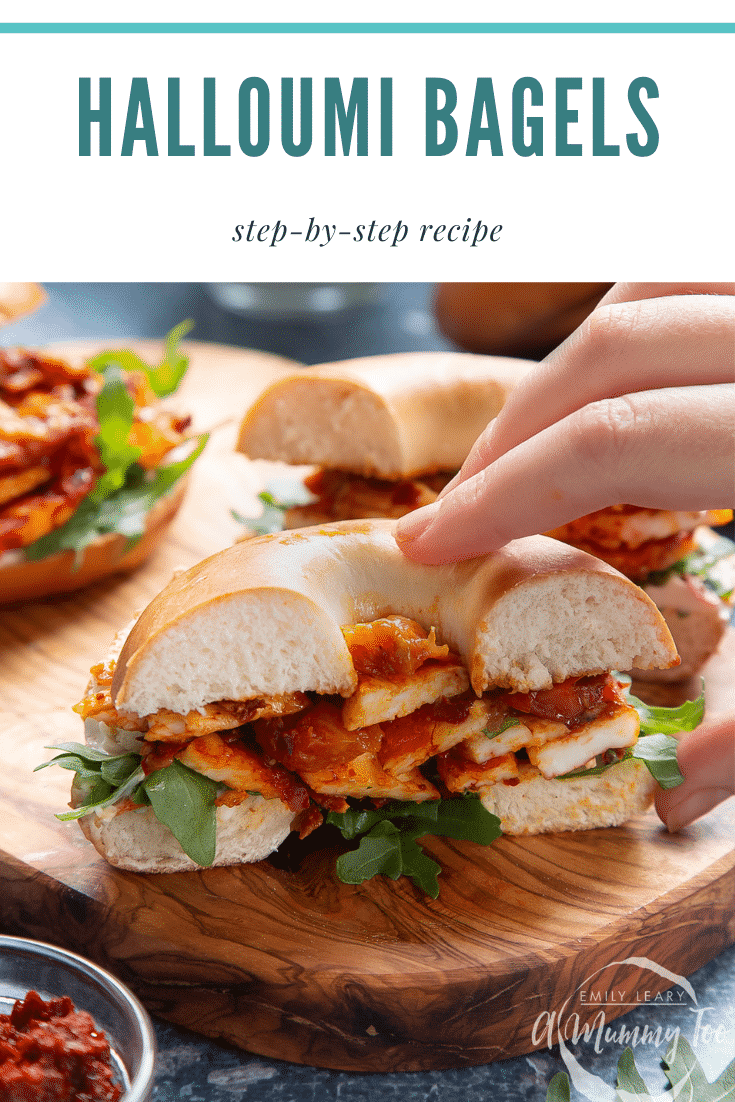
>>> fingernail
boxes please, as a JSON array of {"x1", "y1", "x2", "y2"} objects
[
  {"x1": 664, "y1": 787, "x2": 731, "y2": 833},
  {"x1": 395, "y1": 501, "x2": 441, "y2": 544}
]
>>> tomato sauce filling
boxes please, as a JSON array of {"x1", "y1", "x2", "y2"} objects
[
  {"x1": 501, "y1": 673, "x2": 622, "y2": 727},
  {"x1": 0, "y1": 990, "x2": 121, "y2": 1102},
  {"x1": 77, "y1": 616, "x2": 633, "y2": 829},
  {"x1": 342, "y1": 616, "x2": 449, "y2": 679}
]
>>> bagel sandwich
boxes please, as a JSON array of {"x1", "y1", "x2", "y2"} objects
[
  {"x1": 1, "y1": 300, "x2": 206, "y2": 603},
  {"x1": 546, "y1": 508, "x2": 734, "y2": 683},
  {"x1": 40, "y1": 521, "x2": 703, "y2": 894},
  {"x1": 237, "y1": 349, "x2": 732, "y2": 684},
  {"x1": 236, "y1": 351, "x2": 534, "y2": 529}
]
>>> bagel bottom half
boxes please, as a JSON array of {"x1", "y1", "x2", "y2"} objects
[
  {"x1": 480, "y1": 760, "x2": 656, "y2": 836},
  {"x1": 76, "y1": 761, "x2": 657, "y2": 874},
  {"x1": 77, "y1": 793, "x2": 296, "y2": 874},
  {"x1": 0, "y1": 477, "x2": 187, "y2": 604}
]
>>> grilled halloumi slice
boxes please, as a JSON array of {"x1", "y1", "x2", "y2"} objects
[
  {"x1": 379, "y1": 695, "x2": 500, "y2": 776},
  {"x1": 463, "y1": 715, "x2": 569, "y2": 764},
  {"x1": 546, "y1": 507, "x2": 726, "y2": 551},
  {"x1": 146, "y1": 693, "x2": 309, "y2": 742},
  {"x1": 0, "y1": 464, "x2": 50, "y2": 507},
  {"x1": 527, "y1": 704, "x2": 639, "y2": 779},
  {"x1": 300, "y1": 752, "x2": 439, "y2": 801},
  {"x1": 176, "y1": 734, "x2": 303, "y2": 804},
  {"x1": 342, "y1": 661, "x2": 469, "y2": 730},
  {"x1": 438, "y1": 749, "x2": 520, "y2": 792}
]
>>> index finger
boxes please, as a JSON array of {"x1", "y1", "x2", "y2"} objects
[{"x1": 443, "y1": 289, "x2": 735, "y2": 495}]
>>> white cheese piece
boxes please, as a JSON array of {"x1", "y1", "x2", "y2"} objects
[
  {"x1": 468, "y1": 715, "x2": 569, "y2": 763},
  {"x1": 380, "y1": 697, "x2": 499, "y2": 775},
  {"x1": 342, "y1": 662, "x2": 469, "y2": 730},
  {"x1": 527, "y1": 705, "x2": 639, "y2": 780},
  {"x1": 300, "y1": 752, "x2": 439, "y2": 801}
]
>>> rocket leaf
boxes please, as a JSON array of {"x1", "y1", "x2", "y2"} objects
[{"x1": 329, "y1": 794, "x2": 501, "y2": 897}]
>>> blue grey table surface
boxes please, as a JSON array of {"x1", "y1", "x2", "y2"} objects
[{"x1": 3, "y1": 284, "x2": 734, "y2": 1101}]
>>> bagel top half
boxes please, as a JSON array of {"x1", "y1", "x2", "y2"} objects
[
  {"x1": 111, "y1": 519, "x2": 678, "y2": 718},
  {"x1": 236, "y1": 352, "x2": 534, "y2": 480}
]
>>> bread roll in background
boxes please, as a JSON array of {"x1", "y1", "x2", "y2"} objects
[
  {"x1": 434, "y1": 283, "x2": 612, "y2": 358},
  {"x1": 0, "y1": 283, "x2": 47, "y2": 327},
  {"x1": 238, "y1": 351, "x2": 534, "y2": 480}
]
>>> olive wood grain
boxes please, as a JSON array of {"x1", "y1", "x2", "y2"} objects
[{"x1": 1, "y1": 342, "x2": 733, "y2": 1072}]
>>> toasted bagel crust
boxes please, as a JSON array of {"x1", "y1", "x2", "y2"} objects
[
  {"x1": 111, "y1": 519, "x2": 677, "y2": 717},
  {"x1": 237, "y1": 352, "x2": 534, "y2": 479},
  {"x1": 0, "y1": 478, "x2": 187, "y2": 604}
]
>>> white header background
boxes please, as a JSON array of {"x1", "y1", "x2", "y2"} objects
[{"x1": 1, "y1": 23, "x2": 732, "y2": 279}]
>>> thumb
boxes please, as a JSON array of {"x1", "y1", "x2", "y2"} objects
[{"x1": 655, "y1": 714, "x2": 735, "y2": 832}]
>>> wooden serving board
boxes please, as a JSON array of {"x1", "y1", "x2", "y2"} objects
[{"x1": 1, "y1": 341, "x2": 734, "y2": 1073}]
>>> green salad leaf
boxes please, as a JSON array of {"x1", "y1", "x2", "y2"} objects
[
  {"x1": 90, "y1": 365, "x2": 142, "y2": 501},
  {"x1": 38, "y1": 742, "x2": 219, "y2": 866},
  {"x1": 483, "y1": 716, "x2": 521, "y2": 738},
  {"x1": 87, "y1": 319, "x2": 194, "y2": 398},
  {"x1": 634, "y1": 693, "x2": 705, "y2": 737},
  {"x1": 24, "y1": 433, "x2": 207, "y2": 564},
  {"x1": 22, "y1": 323, "x2": 202, "y2": 566},
  {"x1": 36, "y1": 743, "x2": 144, "y2": 820},
  {"x1": 143, "y1": 759, "x2": 219, "y2": 867},
  {"x1": 328, "y1": 794, "x2": 502, "y2": 898},
  {"x1": 233, "y1": 479, "x2": 317, "y2": 536},
  {"x1": 147, "y1": 319, "x2": 195, "y2": 397}
]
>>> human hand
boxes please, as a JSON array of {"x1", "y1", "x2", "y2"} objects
[
  {"x1": 656, "y1": 714, "x2": 735, "y2": 831},
  {"x1": 396, "y1": 282, "x2": 734, "y2": 564}
]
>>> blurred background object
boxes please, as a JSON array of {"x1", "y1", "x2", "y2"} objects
[
  {"x1": 1, "y1": 283, "x2": 454, "y2": 366},
  {"x1": 205, "y1": 282, "x2": 379, "y2": 320},
  {"x1": 3, "y1": 283, "x2": 618, "y2": 367},
  {"x1": 2, "y1": 283, "x2": 619, "y2": 365},
  {"x1": 434, "y1": 282, "x2": 613, "y2": 357}
]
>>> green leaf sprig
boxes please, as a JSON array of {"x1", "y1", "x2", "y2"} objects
[
  {"x1": 232, "y1": 479, "x2": 317, "y2": 536},
  {"x1": 483, "y1": 716, "x2": 522, "y2": 739},
  {"x1": 36, "y1": 742, "x2": 218, "y2": 867},
  {"x1": 327, "y1": 795, "x2": 502, "y2": 898},
  {"x1": 87, "y1": 318, "x2": 195, "y2": 399}
]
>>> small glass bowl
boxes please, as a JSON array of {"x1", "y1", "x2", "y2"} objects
[{"x1": 0, "y1": 935, "x2": 156, "y2": 1101}]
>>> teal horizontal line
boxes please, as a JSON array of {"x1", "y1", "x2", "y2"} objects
[{"x1": 0, "y1": 22, "x2": 733, "y2": 33}]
